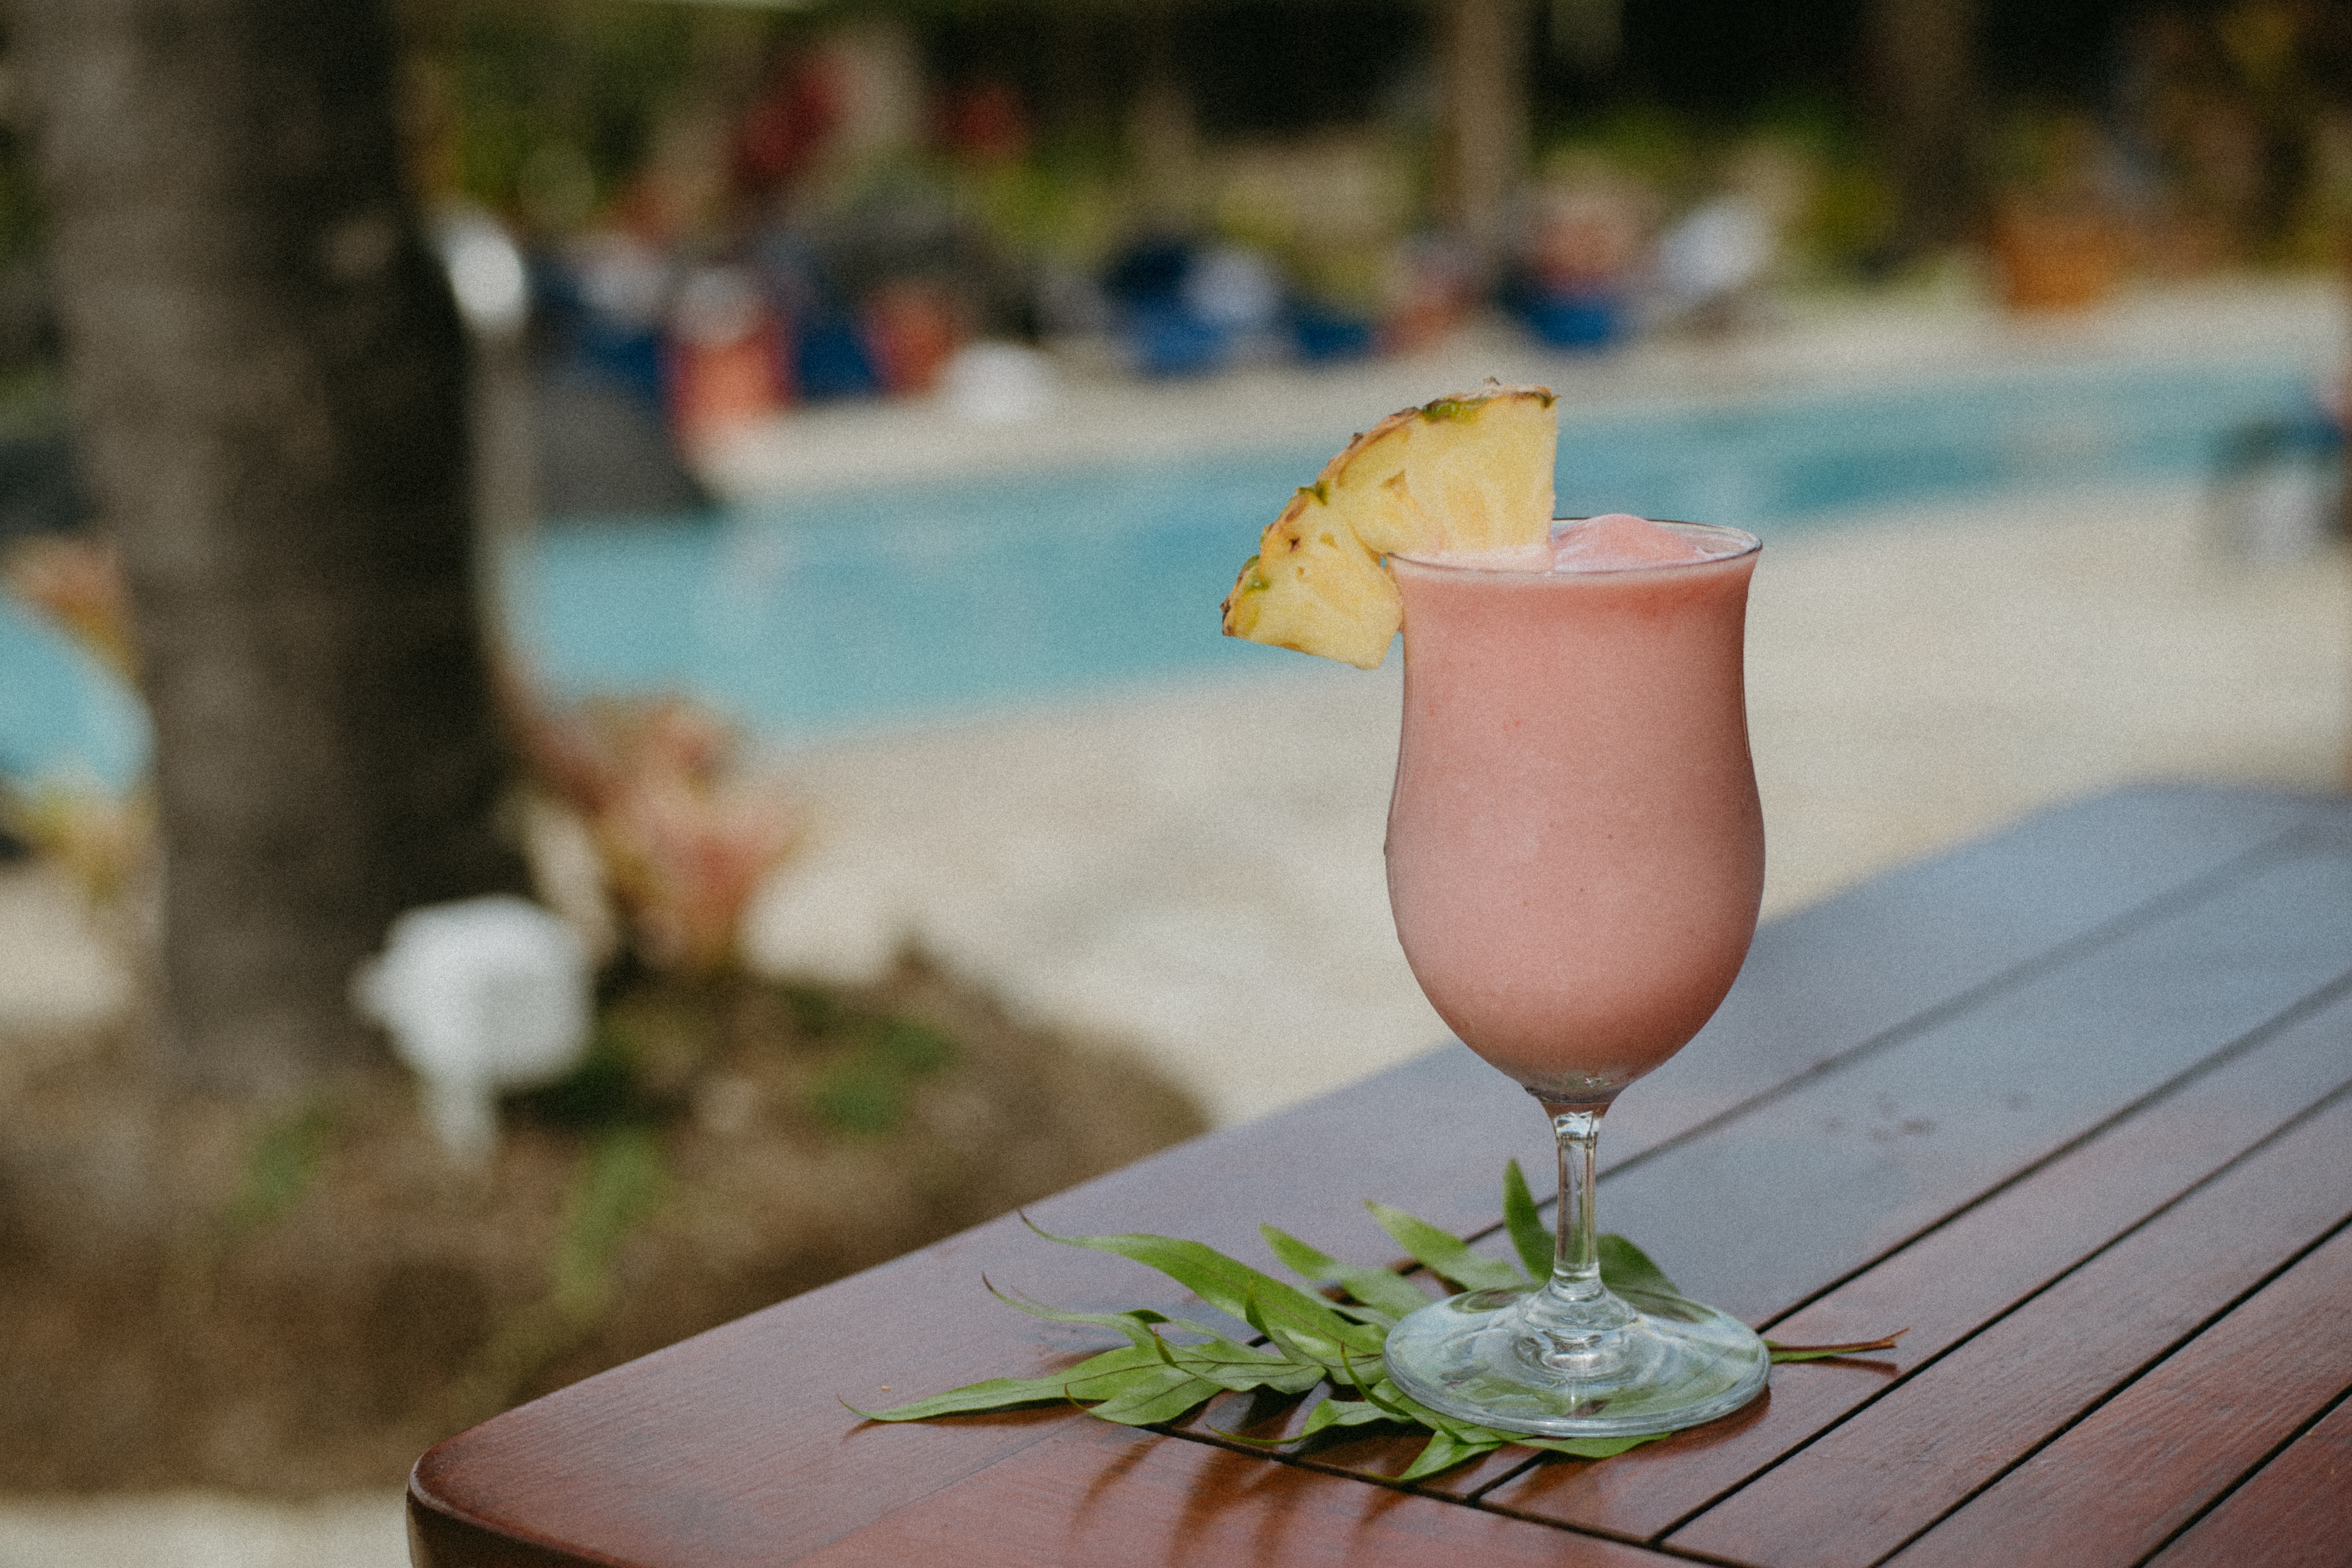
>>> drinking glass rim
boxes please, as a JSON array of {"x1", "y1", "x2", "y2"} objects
[{"x1": 1390, "y1": 518, "x2": 1762, "y2": 576}]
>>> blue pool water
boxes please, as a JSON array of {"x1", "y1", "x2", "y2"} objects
[{"x1": 1, "y1": 354, "x2": 2330, "y2": 789}]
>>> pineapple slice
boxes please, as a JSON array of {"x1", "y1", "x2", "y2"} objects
[
  {"x1": 1222, "y1": 492, "x2": 1401, "y2": 671},
  {"x1": 1220, "y1": 384, "x2": 1557, "y2": 667}
]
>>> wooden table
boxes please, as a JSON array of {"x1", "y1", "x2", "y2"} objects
[{"x1": 408, "y1": 783, "x2": 2352, "y2": 1568}]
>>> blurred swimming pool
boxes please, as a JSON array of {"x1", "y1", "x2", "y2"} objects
[{"x1": 0, "y1": 354, "x2": 2331, "y2": 789}]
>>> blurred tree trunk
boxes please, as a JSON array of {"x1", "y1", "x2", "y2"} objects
[
  {"x1": 14, "y1": 0, "x2": 526, "y2": 1093},
  {"x1": 1435, "y1": 0, "x2": 1533, "y2": 271},
  {"x1": 1863, "y1": 0, "x2": 1980, "y2": 262}
]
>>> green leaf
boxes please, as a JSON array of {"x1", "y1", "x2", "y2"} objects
[
  {"x1": 1337, "y1": 1358, "x2": 1508, "y2": 1446},
  {"x1": 1596, "y1": 1233, "x2": 1685, "y2": 1300},
  {"x1": 1241, "y1": 1286, "x2": 1384, "y2": 1389},
  {"x1": 848, "y1": 1342, "x2": 1165, "y2": 1420},
  {"x1": 981, "y1": 1279, "x2": 1226, "y2": 1349},
  {"x1": 1299, "y1": 1395, "x2": 1394, "y2": 1436},
  {"x1": 1364, "y1": 1201, "x2": 1529, "y2": 1293},
  {"x1": 1397, "y1": 1427, "x2": 1507, "y2": 1481},
  {"x1": 866, "y1": 1163, "x2": 1906, "y2": 1486},
  {"x1": 1521, "y1": 1431, "x2": 1675, "y2": 1461},
  {"x1": 1766, "y1": 1330, "x2": 1908, "y2": 1362},
  {"x1": 1024, "y1": 1218, "x2": 1384, "y2": 1358},
  {"x1": 1363, "y1": 1379, "x2": 1515, "y2": 1446},
  {"x1": 1146, "y1": 1326, "x2": 1325, "y2": 1396},
  {"x1": 1500, "y1": 1159, "x2": 1553, "y2": 1284},
  {"x1": 1084, "y1": 1365, "x2": 1227, "y2": 1426},
  {"x1": 1259, "y1": 1223, "x2": 1431, "y2": 1319}
]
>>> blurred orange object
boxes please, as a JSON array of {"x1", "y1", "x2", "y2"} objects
[
  {"x1": 667, "y1": 267, "x2": 791, "y2": 453},
  {"x1": 1989, "y1": 198, "x2": 2123, "y2": 313},
  {"x1": 862, "y1": 279, "x2": 961, "y2": 396}
]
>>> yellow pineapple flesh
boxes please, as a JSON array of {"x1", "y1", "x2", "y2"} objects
[
  {"x1": 1220, "y1": 384, "x2": 1557, "y2": 668},
  {"x1": 1222, "y1": 493, "x2": 1401, "y2": 671}
]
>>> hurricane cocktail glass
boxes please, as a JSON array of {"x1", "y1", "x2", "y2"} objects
[{"x1": 1380, "y1": 517, "x2": 1769, "y2": 1437}]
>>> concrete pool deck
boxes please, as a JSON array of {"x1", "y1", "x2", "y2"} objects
[{"x1": 0, "y1": 276, "x2": 2346, "y2": 1565}]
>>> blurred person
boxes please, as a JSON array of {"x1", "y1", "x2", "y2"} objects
[
  {"x1": 667, "y1": 266, "x2": 791, "y2": 455},
  {"x1": 1100, "y1": 235, "x2": 1225, "y2": 375},
  {"x1": 1378, "y1": 235, "x2": 1479, "y2": 356},
  {"x1": 1655, "y1": 195, "x2": 1776, "y2": 332},
  {"x1": 1507, "y1": 173, "x2": 1648, "y2": 350},
  {"x1": 541, "y1": 227, "x2": 673, "y2": 413}
]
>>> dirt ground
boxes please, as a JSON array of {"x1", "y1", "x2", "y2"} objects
[{"x1": 0, "y1": 957, "x2": 1204, "y2": 1497}]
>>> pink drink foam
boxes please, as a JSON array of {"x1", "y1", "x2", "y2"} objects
[
  {"x1": 1407, "y1": 514, "x2": 1750, "y2": 576},
  {"x1": 1551, "y1": 512, "x2": 1741, "y2": 571},
  {"x1": 1385, "y1": 517, "x2": 1762, "y2": 1104}
]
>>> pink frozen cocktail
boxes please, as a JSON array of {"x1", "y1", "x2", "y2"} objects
[
  {"x1": 1216, "y1": 392, "x2": 1771, "y2": 1438},
  {"x1": 1385, "y1": 513, "x2": 1763, "y2": 1106},
  {"x1": 1378, "y1": 513, "x2": 1773, "y2": 1439}
]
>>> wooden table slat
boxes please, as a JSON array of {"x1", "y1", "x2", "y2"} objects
[
  {"x1": 2146, "y1": 1391, "x2": 2352, "y2": 1568},
  {"x1": 1598, "y1": 785, "x2": 2330, "y2": 1174},
  {"x1": 784, "y1": 1418, "x2": 1682, "y2": 1568},
  {"x1": 1884, "y1": 1219, "x2": 2352, "y2": 1568},
  {"x1": 1476, "y1": 982, "x2": 2352, "y2": 1540},
  {"x1": 1661, "y1": 1089, "x2": 2352, "y2": 1568},
  {"x1": 1595, "y1": 839, "x2": 2352, "y2": 1322}
]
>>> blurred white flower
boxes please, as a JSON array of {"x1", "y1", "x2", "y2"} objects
[{"x1": 353, "y1": 895, "x2": 593, "y2": 1164}]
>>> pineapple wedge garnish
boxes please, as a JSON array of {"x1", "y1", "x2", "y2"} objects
[{"x1": 1221, "y1": 384, "x2": 1558, "y2": 668}]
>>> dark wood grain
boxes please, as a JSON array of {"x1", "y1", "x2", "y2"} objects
[
  {"x1": 1886, "y1": 1220, "x2": 2352, "y2": 1568},
  {"x1": 1477, "y1": 980, "x2": 2352, "y2": 1540},
  {"x1": 790, "y1": 1416, "x2": 1683, "y2": 1568},
  {"x1": 405, "y1": 786, "x2": 2350, "y2": 1567},
  {"x1": 1601, "y1": 831, "x2": 2352, "y2": 1321},
  {"x1": 2147, "y1": 1392, "x2": 2352, "y2": 1568},
  {"x1": 1593, "y1": 784, "x2": 2330, "y2": 1176},
  {"x1": 1662, "y1": 1090, "x2": 2352, "y2": 1568}
]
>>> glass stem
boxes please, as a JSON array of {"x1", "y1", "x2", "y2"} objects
[{"x1": 1548, "y1": 1104, "x2": 1607, "y2": 1304}]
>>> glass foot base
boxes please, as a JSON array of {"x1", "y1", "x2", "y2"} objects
[{"x1": 1384, "y1": 1286, "x2": 1770, "y2": 1438}]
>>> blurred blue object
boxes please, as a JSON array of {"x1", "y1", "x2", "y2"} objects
[
  {"x1": 1101, "y1": 238, "x2": 1233, "y2": 377},
  {"x1": 1182, "y1": 247, "x2": 1282, "y2": 336},
  {"x1": 1516, "y1": 287, "x2": 1627, "y2": 351},
  {"x1": 533, "y1": 242, "x2": 670, "y2": 413},
  {"x1": 1101, "y1": 239, "x2": 1192, "y2": 312},
  {"x1": 1288, "y1": 302, "x2": 1376, "y2": 363},
  {"x1": 1123, "y1": 303, "x2": 1228, "y2": 377},
  {"x1": 795, "y1": 313, "x2": 881, "y2": 401}
]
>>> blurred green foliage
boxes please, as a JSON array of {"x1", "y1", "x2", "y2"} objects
[
  {"x1": 550, "y1": 1124, "x2": 667, "y2": 1320},
  {"x1": 400, "y1": 0, "x2": 787, "y2": 226},
  {"x1": 223, "y1": 1101, "x2": 337, "y2": 1235},
  {"x1": 808, "y1": 1015, "x2": 957, "y2": 1133}
]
